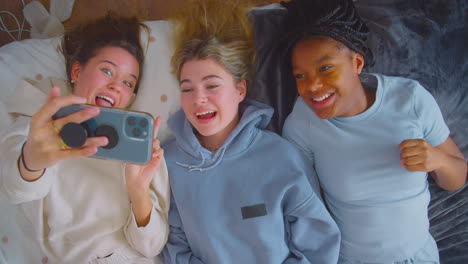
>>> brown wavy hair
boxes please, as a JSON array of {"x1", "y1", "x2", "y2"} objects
[{"x1": 62, "y1": 13, "x2": 149, "y2": 94}]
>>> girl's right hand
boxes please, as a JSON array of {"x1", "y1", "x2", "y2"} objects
[{"x1": 20, "y1": 86, "x2": 109, "y2": 177}]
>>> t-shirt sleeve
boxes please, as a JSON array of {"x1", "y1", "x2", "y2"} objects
[{"x1": 413, "y1": 83, "x2": 450, "y2": 147}]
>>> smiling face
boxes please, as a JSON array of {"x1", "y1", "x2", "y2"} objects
[
  {"x1": 71, "y1": 46, "x2": 139, "y2": 109},
  {"x1": 179, "y1": 58, "x2": 246, "y2": 146},
  {"x1": 291, "y1": 36, "x2": 368, "y2": 119}
]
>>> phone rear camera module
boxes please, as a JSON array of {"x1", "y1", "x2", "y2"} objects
[
  {"x1": 125, "y1": 115, "x2": 150, "y2": 139},
  {"x1": 127, "y1": 116, "x2": 136, "y2": 126},
  {"x1": 139, "y1": 119, "x2": 148, "y2": 128},
  {"x1": 132, "y1": 127, "x2": 142, "y2": 137}
]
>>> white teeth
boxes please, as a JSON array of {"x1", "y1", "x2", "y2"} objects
[
  {"x1": 313, "y1": 94, "x2": 331, "y2": 102},
  {"x1": 196, "y1": 111, "x2": 216, "y2": 116},
  {"x1": 97, "y1": 95, "x2": 115, "y2": 105}
]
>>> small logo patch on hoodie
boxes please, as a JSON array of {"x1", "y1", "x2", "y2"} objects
[{"x1": 241, "y1": 203, "x2": 267, "y2": 219}]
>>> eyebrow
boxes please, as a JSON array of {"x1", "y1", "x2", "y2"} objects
[
  {"x1": 316, "y1": 55, "x2": 334, "y2": 64},
  {"x1": 101, "y1": 60, "x2": 138, "y2": 81},
  {"x1": 179, "y1": 74, "x2": 223, "y2": 85}
]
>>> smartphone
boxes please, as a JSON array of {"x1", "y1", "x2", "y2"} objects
[{"x1": 53, "y1": 104, "x2": 154, "y2": 164}]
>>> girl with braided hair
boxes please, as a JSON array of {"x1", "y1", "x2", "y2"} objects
[
  {"x1": 281, "y1": 0, "x2": 467, "y2": 263},
  {"x1": 161, "y1": 0, "x2": 340, "y2": 263}
]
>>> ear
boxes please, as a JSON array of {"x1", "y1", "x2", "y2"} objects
[
  {"x1": 236, "y1": 80, "x2": 247, "y2": 102},
  {"x1": 354, "y1": 52, "x2": 365, "y2": 74},
  {"x1": 70, "y1": 61, "x2": 82, "y2": 82}
]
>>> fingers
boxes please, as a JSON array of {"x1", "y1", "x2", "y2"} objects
[
  {"x1": 34, "y1": 93, "x2": 87, "y2": 125},
  {"x1": 398, "y1": 139, "x2": 423, "y2": 152},
  {"x1": 399, "y1": 139, "x2": 430, "y2": 159},
  {"x1": 399, "y1": 139, "x2": 436, "y2": 172},
  {"x1": 54, "y1": 136, "x2": 109, "y2": 160},
  {"x1": 47, "y1": 86, "x2": 61, "y2": 101},
  {"x1": 52, "y1": 106, "x2": 100, "y2": 131},
  {"x1": 153, "y1": 116, "x2": 161, "y2": 139},
  {"x1": 149, "y1": 147, "x2": 164, "y2": 168}
]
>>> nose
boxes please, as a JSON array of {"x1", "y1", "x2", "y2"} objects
[
  {"x1": 305, "y1": 77, "x2": 323, "y2": 92},
  {"x1": 108, "y1": 79, "x2": 124, "y2": 92},
  {"x1": 194, "y1": 89, "x2": 208, "y2": 104}
]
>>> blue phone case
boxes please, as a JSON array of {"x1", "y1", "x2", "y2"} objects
[{"x1": 53, "y1": 104, "x2": 154, "y2": 164}]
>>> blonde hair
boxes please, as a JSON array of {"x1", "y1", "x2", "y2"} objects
[{"x1": 170, "y1": 0, "x2": 256, "y2": 82}]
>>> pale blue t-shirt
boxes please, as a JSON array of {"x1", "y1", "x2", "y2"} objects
[{"x1": 283, "y1": 73, "x2": 449, "y2": 262}]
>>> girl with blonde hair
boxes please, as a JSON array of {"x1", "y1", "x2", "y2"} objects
[{"x1": 161, "y1": 1, "x2": 340, "y2": 263}]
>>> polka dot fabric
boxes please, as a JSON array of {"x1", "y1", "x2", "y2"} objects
[{"x1": 0, "y1": 19, "x2": 179, "y2": 263}]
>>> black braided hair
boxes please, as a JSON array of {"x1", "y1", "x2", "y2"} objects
[{"x1": 281, "y1": 0, "x2": 373, "y2": 65}]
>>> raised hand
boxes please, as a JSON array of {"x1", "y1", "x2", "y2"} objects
[
  {"x1": 399, "y1": 138, "x2": 441, "y2": 172},
  {"x1": 125, "y1": 116, "x2": 164, "y2": 226},
  {"x1": 400, "y1": 137, "x2": 467, "y2": 191},
  {"x1": 20, "y1": 86, "x2": 108, "y2": 180}
]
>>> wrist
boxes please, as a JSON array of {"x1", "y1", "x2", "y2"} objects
[
  {"x1": 128, "y1": 188, "x2": 150, "y2": 203},
  {"x1": 21, "y1": 141, "x2": 44, "y2": 172},
  {"x1": 18, "y1": 141, "x2": 45, "y2": 181}
]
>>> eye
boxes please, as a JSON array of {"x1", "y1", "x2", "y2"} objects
[
  {"x1": 101, "y1": 68, "x2": 112, "y2": 76},
  {"x1": 319, "y1": 65, "x2": 332, "y2": 72},
  {"x1": 180, "y1": 87, "x2": 193, "y2": 93},
  {"x1": 123, "y1": 81, "x2": 134, "y2": 88},
  {"x1": 206, "y1": 84, "x2": 219, "y2": 89},
  {"x1": 294, "y1": 73, "x2": 305, "y2": 79}
]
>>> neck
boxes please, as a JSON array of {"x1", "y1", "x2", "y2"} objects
[{"x1": 197, "y1": 113, "x2": 240, "y2": 152}]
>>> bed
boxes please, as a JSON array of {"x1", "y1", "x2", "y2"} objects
[{"x1": 1, "y1": 0, "x2": 467, "y2": 263}]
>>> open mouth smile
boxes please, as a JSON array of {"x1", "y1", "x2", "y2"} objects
[
  {"x1": 95, "y1": 95, "x2": 115, "y2": 107},
  {"x1": 196, "y1": 110, "x2": 217, "y2": 120}
]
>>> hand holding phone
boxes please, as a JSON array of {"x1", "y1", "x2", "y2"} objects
[{"x1": 53, "y1": 104, "x2": 154, "y2": 164}]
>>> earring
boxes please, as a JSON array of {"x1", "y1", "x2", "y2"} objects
[{"x1": 71, "y1": 79, "x2": 75, "y2": 84}]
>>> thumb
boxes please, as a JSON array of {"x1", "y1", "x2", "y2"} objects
[{"x1": 47, "y1": 86, "x2": 61, "y2": 102}]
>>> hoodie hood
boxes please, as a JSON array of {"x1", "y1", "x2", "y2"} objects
[{"x1": 167, "y1": 99, "x2": 273, "y2": 171}]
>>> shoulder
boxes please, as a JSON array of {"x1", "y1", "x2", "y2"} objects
[
  {"x1": 254, "y1": 129, "x2": 308, "y2": 163},
  {"x1": 283, "y1": 97, "x2": 314, "y2": 134},
  {"x1": 162, "y1": 138, "x2": 178, "y2": 155},
  {"x1": 374, "y1": 73, "x2": 425, "y2": 96}
]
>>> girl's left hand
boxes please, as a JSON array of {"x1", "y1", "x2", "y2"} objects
[
  {"x1": 125, "y1": 116, "x2": 164, "y2": 200},
  {"x1": 399, "y1": 138, "x2": 441, "y2": 172}
]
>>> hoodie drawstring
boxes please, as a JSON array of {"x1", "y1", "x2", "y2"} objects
[{"x1": 175, "y1": 148, "x2": 226, "y2": 172}]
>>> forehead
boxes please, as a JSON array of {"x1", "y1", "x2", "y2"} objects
[
  {"x1": 180, "y1": 58, "x2": 230, "y2": 79},
  {"x1": 86, "y1": 46, "x2": 139, "y2": 74},
  {"x1": 291, "y1": 36, "x2": 352, "y2": 66}
]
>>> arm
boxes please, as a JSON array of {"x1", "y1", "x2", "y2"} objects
[
  {"x1": 124, "y1": 117, "x2": 171, "y2": 257},
  {"x1": 284, "y1": 192, "x2": 341, "y2": 264},
  {"x1": 161, "y1": 196, "x2": 205, "y2": 264},
  {"x1": 399, "y1": 83, "x2": 467, "y2": 190},
  {"x1": 399, "y1": 137, "x2": 467, "y2": 191},
  {"x1": 1, "y1": 86, "x2": 105, "y2": 203},
  {"x1": 0, "y1": 117, "x2": 55, "y2": 203}
]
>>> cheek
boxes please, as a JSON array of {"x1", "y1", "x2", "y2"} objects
[
  {"x1": 180, "y1": 94, "x2": 194, "y2": 112},
  {"x1": 119, "y1": 90, "x2": 134, "y2": 106},
  {"x1": 296, "y1": 81, "x2": 307, "y2": 95},
  {"x1": 73, "y1": 84, "x2": 91, "y2": 98}
]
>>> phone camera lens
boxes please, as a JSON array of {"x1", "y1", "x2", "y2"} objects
[
  {"x1": 127, "y1": 117, "x2": 136, "y2": 126},
  {"x1": 139, "y1": 119, "x2": 148, "y2": 128},
  {"x1": 133, "y1": 127, "x2": 142, "y2": 137}
]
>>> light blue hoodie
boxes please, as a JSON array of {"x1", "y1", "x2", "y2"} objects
[{"x1": 162, "y1": 99, "x2": 340, "y2": 264}]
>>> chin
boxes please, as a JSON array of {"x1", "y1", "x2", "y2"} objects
[{"x1": 313, "y1": 109, "x2": 336, "y2": 120}]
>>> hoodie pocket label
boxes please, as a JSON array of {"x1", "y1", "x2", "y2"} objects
[{"x1": 241, "y1": 203, "x2": 267, "y2": 219}]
